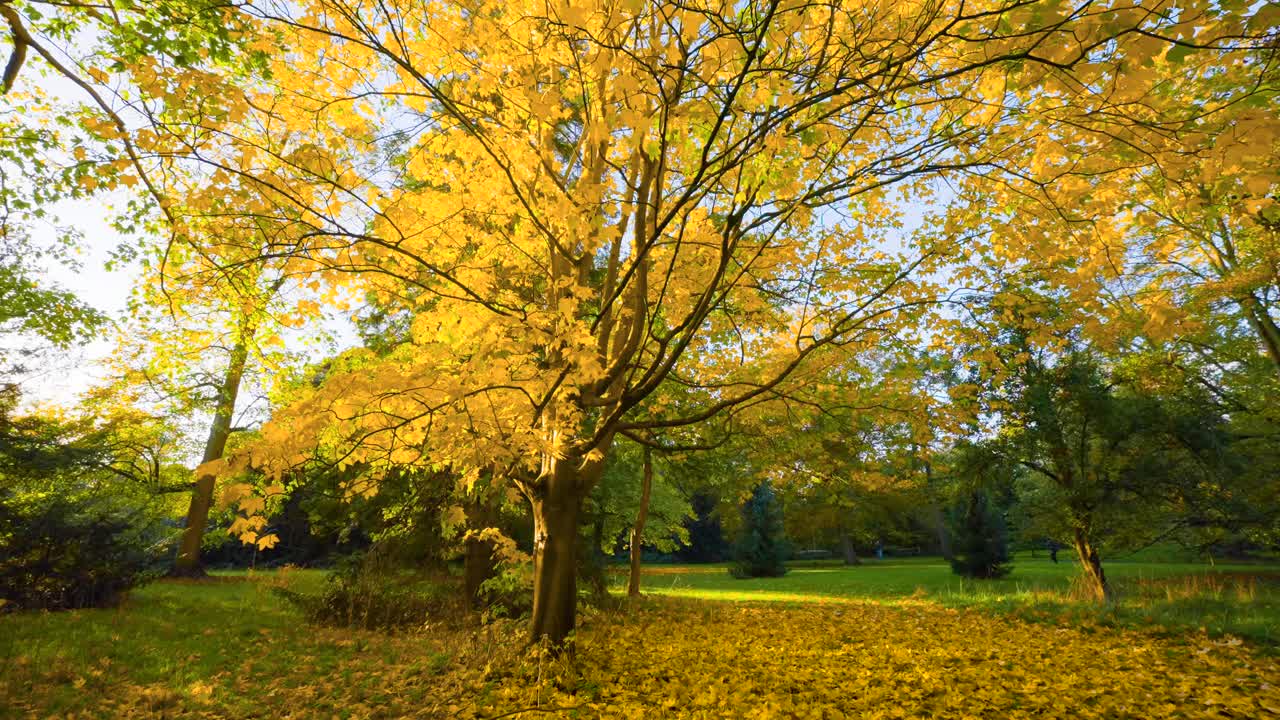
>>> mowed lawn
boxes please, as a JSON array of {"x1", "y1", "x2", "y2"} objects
[
  {"x1": 2, "y1": 558, "x2": 1278, "y2": 719},
  {"x1": 622, "y1": 555, "x2": 1280, "y2": 646}
]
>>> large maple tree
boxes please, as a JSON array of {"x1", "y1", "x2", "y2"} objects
[{"x1": 13, "y1": 0, "x2": 1268, "y2": 646}]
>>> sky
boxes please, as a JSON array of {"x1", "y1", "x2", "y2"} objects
[{"x1": 25, "y1": 193, "x2": 139, "y2": 407}]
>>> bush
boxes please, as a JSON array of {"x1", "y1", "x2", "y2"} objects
[
  {"x1": 949, "y1": 490, "x2": 1012, "y2": 579},
  {"x1": 0, "y1": 490, "x2": 165, "y2": 611},
  {"x1": 274, "y1": 552, "x2": 462, "y2": 630},
  {"x1": 730, "y1": 481, "x2": 790, "y2": 579}
]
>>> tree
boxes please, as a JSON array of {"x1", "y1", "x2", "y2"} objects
[
  {"x1": 121, "y1": 0, "x2": 1256, "y2": 649},
  {"x1": 949, "y1": 488, "x2": 1012, "y2": 580},
  {"x1": 939, "y1": 7, "x2": 1279, "y2": 379},
  {"x1": 0, "y1": 384, "x2": 189, "y2": 610},
  {"x1": 984, "y1": 335, "x2": 1236, "y2": 600},
  {"x1": 110, "y1": 201, "x2": 298, "y2": 576},
  {"x1": 730, "y1": 481, "x2": 789, "y2": 579}
]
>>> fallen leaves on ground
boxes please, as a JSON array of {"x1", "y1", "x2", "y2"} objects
[
  {"x1": 4, "y1": 591, "x2": 1278, "y2": 719},
  {"x1": 469, "y1": 599, "x2": 1280, "y2": 720}
]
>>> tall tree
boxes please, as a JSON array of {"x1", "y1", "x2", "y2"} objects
[{"x1": 157, "y1": 0, "x2": 1256, "y2": 648}]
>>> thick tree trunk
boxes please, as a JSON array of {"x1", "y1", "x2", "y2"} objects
[
  {"x1": 526, "y1": 436, "x2": 612, "y2": 650},
  {"x1": 529, "y1": 485, "x2": 582, "y2": 649},
  {"x1": 628, "y1": 446, "x2": 653, "y2": 597},
  {"x1": 840, "y1": 534, "x2": 861, "y2": 565},
  {"x1": 172, "y1": 335, "x2": 251, "y2": 577},
  {"x1": 1071, "y1": 526, "x2": 1112, "y2": 602}
]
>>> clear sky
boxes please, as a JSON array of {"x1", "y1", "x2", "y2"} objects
[{"x1": 25, "y1": 192, "x2": 139, "y2": 408}]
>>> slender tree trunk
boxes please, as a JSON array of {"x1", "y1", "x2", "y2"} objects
[
  {"x1": 172, "y1": 335, "x2": 251, "y2": 577},
  {"x1": 580, "y1": 504, "x2": 609, "y2": 603},
  {"x1": 840, "y1": 534, "x2": 861, "y2": 565},
  {"x1": 628, "y1": 446, "x2": 653, "y2": 597},
  {"x1": 918, "y1": 450, "x2": 951, "y2": 560},
  {"x1": 1071, "y1": 526, "x2": 1112, "y2": 602}
]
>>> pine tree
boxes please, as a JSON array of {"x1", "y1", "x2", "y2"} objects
[
  {"x1": 729, "y1": 482, "x2": 790, "y2": 579},
  {"x1": 949, "y1": 490, "x2": 1013, "y2": 579}
]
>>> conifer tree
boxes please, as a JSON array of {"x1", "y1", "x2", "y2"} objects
[
  {"x1": 949, "y1": 490, "x2": 1012, "y2": 580},
  {"x1": 730, "y1": 482, "x2": 790, "y2": 579}
]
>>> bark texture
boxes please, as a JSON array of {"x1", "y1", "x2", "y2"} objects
[
  {"x1": 1241, "y1": 295, "x2": 1280, "y2": 379},
  {"x1": 1072, "y1": 526, "x2": 1112, "y2": 602},
  {"x1": 527, "y1": 447, "x2": 609, "y2": 649},
  {"x1": 529, "y1": 486, "x2": 582, "y2": 648}
]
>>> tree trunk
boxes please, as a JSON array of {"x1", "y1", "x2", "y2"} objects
[
  {"x1": 529, "y1": 483, "x2": 583, "y2": 650},
  {"x1": 840, "y1": 534, "x2": 861, "y2": 565},
  {"x1": 628, "y1": 446, "x2": 653, "y2": 597},
  {"x1": 919, "y1": 451, "x2": 951, "y2": 560},
  {"x1": 580, "y1": 504, "x2": 609, "y2": 604},
  {"x1": 1071, "y1": 526, "x2": 1112, "y2": 602},
  {"x1": 1240, "y1": 295, "x2": 1280, "y2": 380},
  {"x1": 172, "y1": 335, "x2": 251, "y2": 577}
]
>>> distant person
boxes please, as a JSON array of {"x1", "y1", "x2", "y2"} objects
[
  {"x1": 1047, "y1": 539, "x2": 1060, "y2": 564},
  {"x1": 874, "y1": 540, "x2": 884, "y2": 560}
]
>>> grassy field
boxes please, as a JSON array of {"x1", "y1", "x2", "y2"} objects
[
  {"x1": 616, "y1": 554, "x2": 1280, "y2": 647},
  {"x1": 2, "y1": 558, "x2": 1279, "y2": 718}
]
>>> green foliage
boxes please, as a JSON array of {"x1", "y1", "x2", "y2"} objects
[
  {"x1": 476, "y1": 561, "x2": 533, "y2": 619},
  {"x1": 1001, "y1": 351, "x2": 1256, "y2": 556},
  {"x1": 0, "y1": 246, "x2": 105, "y2": 373},
  {"x1": 0, "y1": 488, "x2": 165, "y2": 610},
  {"x1": 590, "y1": 444, "x2": 692, "y2": 555},
  {"x1": 729, "y1": 481, "x2": 789, "y2": 579},
  {"x1": 949, "y1": 490, "x2": 1012, "y2": 580},
  {"x1": 0, "y1": 385, "x2": 182, "y2": 610}
]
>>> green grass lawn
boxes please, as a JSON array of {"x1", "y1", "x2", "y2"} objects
[
  {"x1": 615, "y1": 554, "x2": 1280, "y2": 648},
  {"x1": 0, "y1": 570, "x2": 493, "y2": 718}
]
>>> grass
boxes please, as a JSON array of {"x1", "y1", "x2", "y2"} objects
[
  {"x1": 3, "y1": 557, "x2": 1279, "y2": 717},
  {"x1": 0, "y1": 569, "x2": 515, "y2": 718},
  {"x1": 614, "y1": 553, "x2": 1280, "y2": 648}
]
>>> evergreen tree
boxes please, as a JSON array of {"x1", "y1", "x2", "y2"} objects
[
  {"x1": 949, "y1": 490, "x2": 1013, "y2": 579},
  {"x1": 729, "y1": 482, "x2": 790, "y2": 579}
]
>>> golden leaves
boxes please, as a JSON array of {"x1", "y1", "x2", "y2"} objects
[{"x1": 458, "y1": 598, "x2": 1280, "y2": 719}]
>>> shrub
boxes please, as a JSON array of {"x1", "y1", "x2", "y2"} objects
[
  {"x1": 730, "y1": 481, "x2": 790, "y2": 579},
  {"x1": 274, "y1": 551, "x2": 462, "y2": 630},
  {"x1": 949, "y1": 490, "x2": 1013, "y2": 579},
  {"x1": 0, "y1": 490, "x2": 165, "y2": 611}
]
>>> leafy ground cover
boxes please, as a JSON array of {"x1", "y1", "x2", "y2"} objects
[{"x1": 2, "y1": 561, "x2": 1278, "y2": 718}]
